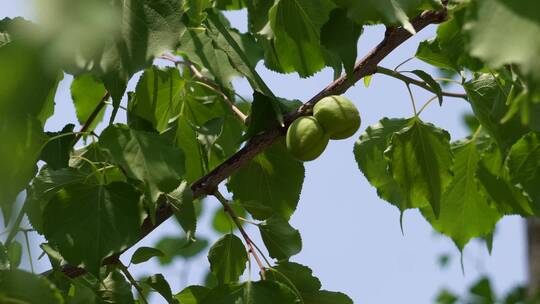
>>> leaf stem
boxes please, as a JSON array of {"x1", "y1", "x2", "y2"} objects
[
  {"x1": 5, "y1": 201, "x2": 27, "y2": 246},
  {"x1": 23, "y1": 230, "x2": 34, "y2": 273},
  {"x1": 118, "y1": 262, "x2": 148, "y2": 304},
  {"x1": 406, "y1": 84, "x2": 418, "y2": 117},
  {"x1": 417, "y1": 95, "x2": 439, "y2": 116},
  {"x1": 213, "y1": 191, "x2": 267, "y2": 279},
  {"x1": 376, "y1": 66, "x2": 468, "y2": 99}
]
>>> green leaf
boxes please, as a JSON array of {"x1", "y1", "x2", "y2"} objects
[
  {"x1": 259, "y1": 216, "x2": 302, "y2": 260},
  {"x1": 477, "y1": 143, "x2": 533, "y2": 216},
  {"x1": 410, "y1": 70, "x2": 443, "y2": 105},
  {"x1": 26, "y1": 167, "x2": 92, "y2": 234},
  {"x1": 0, "y1": 114, "x2": 47, "y2": 222},
  {"x1": 177, "y1": 27, "x2": 238, "y2": 88},
  {"x1": 0, "y1": 243, "x2": 9, "y2": 270},
  {"x1": 70, "y1": 74, "x2": 107, "y2": 132},
  {"x1": 129, "y1": 66, "x2": 184, "y2": 132},
  {"x1": 40, "y1": 124, "x2": 76, "y2": 170},
  {"x1": 320, "y1": 8, "x2": 362, "y2": 78},
  {"x1": 464, "y1": 74, "x2": 527, "y2": 153},
  {"x1": 94, "y1": 0, "x2": 185, "y2": 113},
  {"x1": 246, "y1": 1, "x2": 273, "y2": 32},
  {"x1": 385, "y1": 118, "x2": 453, "y2": 217},
  {"x1": 204, "y1": 12, "x2": 284, "y2": 127},
  {"x1": 0, "y1": 38, "x2": 61, "y2": 124},
  {"x1": 145, "y1": 274, "x2": 177, "y2": 304},
  {"x1": 415, "y1": 10, "x2": 482, "y2": 72},
  {"x1": 205, "y1": 12, "x2": 269, "y2": 95},
  {"x1": 227, "y1": 141, "x2": 305, "y2": 220},
  {"x1": 207, "y1": 234, "x2": 247, "y2": 284},
  {"x1": 354, "y1": 118, "x2": 424, "y2": 212},
  {"x1": 216, "y1": 0, "x2": 246, "y2": 10},
  {"x1": 267, "y1": 262, "x2": 321, "y2": 293},
  {"x1": 7, "y1": 241, "x2": 22, "y2": 270},
  {"x1": 168, "y1": 181, "x2": 197, "y2": 242},
  {"x1": 421, "y1": 140, "x2": 501, "y2": 250},
  {"x1": 244, "y1": 92, "x2": 281, "y2": 139},
  {"x1": 175, "y1": 285, "x2": 210, "y2": 304},
  {"x1": 212, "y1": 203, "x2": 246, "y2": 234},
  {"x1": 130, "y1": 247, "x2": 164, "y2": 265},
  {"x1": 302, "y1": 290, "x2": 353, "y2": 304},
  {"x1": 435, "y1": 289, "x2": 459, "y2": 304},
  {"x1": 42, "y1": 182, "x2": 142, "y2": 277},
  {"x1": 201, "y1": 281, "x2": 299, "y2": 304},
  {"x1": 0, "y1": 269, "x2": 63, "y2": 304},
  {"x1": 507, "y1": 132, "x2": 540, "y2": 214},
  {"x1": 99, "y1": 271, "x2": 135, "y2": 304},
  {"x1": 465, "y1": 0, "x2": 540, "y2": 84},
  {"x1": 100, "y1": 125, "x2": 186, "y2": 217},
  {"x1": 183, "y1": 0, "x2": 212, "y2": 26},
  {"x1": 337, "y1": 0, "x2": 441, "y2": 33},
  {"x1": 263, "y1": 0, "x2": 336, "y2": 77},
  {"x1": 155, "y1": 236, "x2": 209, "y2": 264}
]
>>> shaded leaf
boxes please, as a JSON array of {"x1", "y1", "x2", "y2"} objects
[
  {"x1": 99, "y1": 270, "x2": 135, "y2": 304},
  {"x1": 201, "y1": 281, "x2": 298, "y2": 304},
  {"x1": 130, "y1": 247, "x2": 164, "y2": 265},
  {"x1": 100, "y1": 125, "x2": 186, "y2": 218},
  {"x1": 207, "y1": 234, "x2": 247, "y2": 284},
  {"x1": 228, "y1": 141, "x2": 305, "y2": 220},
  {"x1": 0, "y1": 269, "x2": 62, "y2": 304},
  {"x1": 155, "y1": 236, "x2": 209, "y2": 264},
  {"x1": 145, "y1": 274, "x2": 177, "y2": 304},
  {"x1": 43, "y1": 182, "x2": 142, "y2": 277},
  {"x1": 259, "y1": 216, "x2": 302, "y2": 261},
  {"x1": 321, "y1": 8, "x2": 362, "y2": 78},
  {"x1": 40, "y1": 124, "x2": 76, "y2": 170},
  {"x1": 175, "y1": 285, "x2": 210, "y2": 304}
]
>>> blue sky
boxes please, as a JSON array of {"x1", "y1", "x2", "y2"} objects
[{"x1": 0, "y1": 1, "x2": 528, "y2": 303}]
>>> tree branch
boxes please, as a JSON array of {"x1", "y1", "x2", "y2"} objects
[
  {"x1": 50, "y1": 8, "x2": 448, "y2": 279},
  {"x1": 214, "y1": 191, "x2": 267, "y2": 280},
  {"x1": 376, "y1": 66, "x2": 468, "y2": 99}
]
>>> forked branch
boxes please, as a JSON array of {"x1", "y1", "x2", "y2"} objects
[{"x1": 51, "y1": 8, "x2": 448, "y2": 278}]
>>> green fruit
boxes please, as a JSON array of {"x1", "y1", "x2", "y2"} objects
[
  {"x1": 286, "y1": 117, "x2": 329, "y2": 161},
  {"x1": 313, "y1": 95, "x2": 361, "y2": 140}
]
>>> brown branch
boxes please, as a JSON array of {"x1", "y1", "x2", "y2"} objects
[
  {"x1": 214, "y1": 191, "x2": 267, "y2": 280},
  {"x1": 49, "y1": 8, "x2": 447, "y2": 278}
]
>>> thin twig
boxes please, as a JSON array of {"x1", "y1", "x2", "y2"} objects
[
  {"x1": 376, "y1": 66, "x2": 468, "y2": 99},
  {"x1": 118, "y1": 262, "x2": 148, "y2": 304},
  {"x1": 161, "y1": 56, "x2": 248, "y2": 123},
  {"x1": 213, "y1": 191, "x2": 267, "y2": 280},
  {"x1": 73, "y1": 92, "x2": 110, "y2": 144}
]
